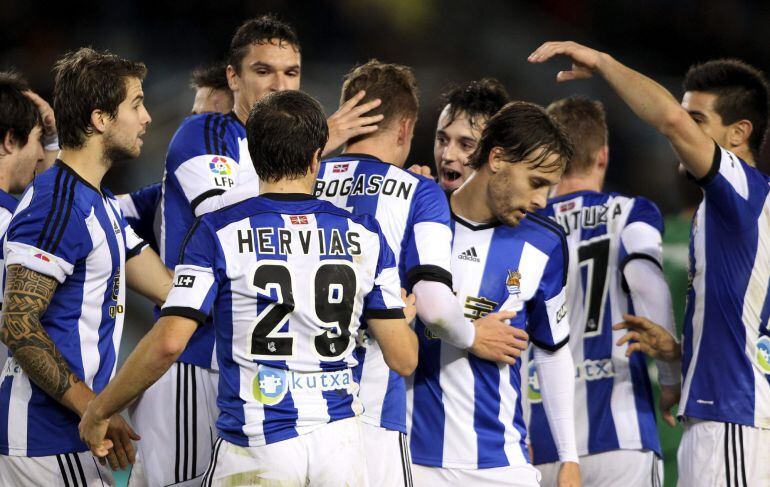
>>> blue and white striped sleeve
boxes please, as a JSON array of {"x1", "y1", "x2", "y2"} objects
[
  {"x1": 161, "y1": 218, "x2": 219, "y2": 324},
  {"x1": 363, "y1": 220, "x2": 405, "y2": 320},
  {"x1": 696, "y1": 143, "x2": 770, "y2": 230},
  {"x1": 402, "y1": 179, "x2": 453, "y2": 289},
  {"x1": 618, "y1": 197, "x2": 664, "y2": 285},
  {"x1": 526, "y1": 240, "x2": 570, "y2": 351}
]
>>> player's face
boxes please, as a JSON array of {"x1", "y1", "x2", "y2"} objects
[
  {"x1": 434, "y1": 106, "x2": 483, "y2": 191},
  {"x1": 682, "y1": 91, "x2": 730, "y2": 147},
  {"x1": 103, "y1": 77, "x2": 151, "y2": 162},
  {"x1": 192, "y1": 87, "x2": 234, "y2": 115},
  {"x1": 231, "y1": 41, "x2": 301, "y2": 110},
  {"x1": 11, "y1": 124, "x2": 43, "y2": 193},
  {"x1": 487, "y1": 149, "x2": 563, "y2": 226}
]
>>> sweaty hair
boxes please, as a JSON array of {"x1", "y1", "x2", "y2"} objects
[
  {"x1": 190, "y1": 62, "x2": 229, "y2": 91},
  {"x1": 246, "y1": 90, "x2": 328, "y2": 183},
  {"x1": 546, "y1": 96, "x2": 608, "y2": 177},
  {"x1": 228, "y1": 15, "x2": 300, "y2": 75},
  {"x1": 340, "y1": 59, "x2": 419, "y2": 144},
  {"x1": 441, "y1": 78, "x2": 510, "y2": 131},
  {"x1": 0, "y1": 71, "x2": 41, "y2": 147},
  {"x1": 683, "y1": 59, "x2": 770, "y2": 157},
  {"x1": 468, "y1": 101, "x2": 573, "y2": 172},
  {"x1": 53, "y1": 47, "x2": 147, "y2": 149}
]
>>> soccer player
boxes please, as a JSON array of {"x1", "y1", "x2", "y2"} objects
[
  {"x1": 527, "y1": 96, "x2": 678, "y2": 486},
  {"x1": 0, "y1": 73, "x2": 47, "y2": 368},
  {"x1": 0, "y1": 47, "x2": 173, "y2": 485},
  {"x1": 408, "y1": 101, "x2": 581, "y2": 487},
  {"x1": 530, "y1": 41, "x2": 770, "y2": 486},
  {"x1": 79, "y1": 89, "x2": 417, "y2": 487},
  {"x1": 316, "y1": 61, "x2": 526, "y2": 486},
  {"x1": 128, "y1": 16, "x2": 388, "y2": 486},
  {"x1": 190, "y1": 62, "x2": 233, "y2": 115}
]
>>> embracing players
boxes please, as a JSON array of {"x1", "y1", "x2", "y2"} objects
[
  {"x1": 80, "y1": 89, "x2": 417, "y2": 487},
  {"x1": 531, "y1": 41, "x2": 770, "y2": 486}
]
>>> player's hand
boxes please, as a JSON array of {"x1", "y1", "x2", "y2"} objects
[
  {"x1": 401, "y1": 288, "x2": 417, "y2": 326},
  {"x1": 557, "y1": 461, "x2": 581, "y2": 487},
  {"x1": 659, "y1": 383, "x2": 681, "y2": 428},
  {"x1": 613, "y1": 314, "x2": 681, "y2": 362},
  {"x1": 407, "y1": 164, "x2": 433, "y2": 178},
  {"x1": 23, "y1": 90, "x2": 57, "y2": 141},
  {"x1": 469, "y1": 310, "x2": 528, "y2": 365},
  {"x1": 103, "y1": 414, "x2": 140, "y2": 470},
  {"x1": 528, "y1": 41, "x2": 605, "y2": 83},
  {"x1": 79, "y1": 403, "x2": 113, "y2": 460},
  {"x1": 323, "y1": 90, "x2": 384, "y2": 156}
]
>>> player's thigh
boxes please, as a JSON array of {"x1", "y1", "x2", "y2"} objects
[
  {"x1": 202, "y1": 436, "x2": 307, "y2": 487},
  {"x1": 361, "y1": 422, "x2": 412, "y2": 487},
  {"x1": 677, "y1": 420, "x2": 727, "y2": 487},
  {"x1": 579, "y1": 449, "x2": 662, "y2": 487},
  {"x1": 0, "y1": 451, "x2": 115, "y2": 487},
  {"x1": 128, "y1": 363, "x2": 218, "y2": 487},
  {"x1": 412, "y1": 464, "x2": 540, "y2": 487},
  {"x1": 307, "y1": 417, "x2": 368, "y2": 487}
]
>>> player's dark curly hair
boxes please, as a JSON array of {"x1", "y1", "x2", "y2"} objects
[
  {"x1": 229, "y1": 15, "x2": 300, "y2": 75},
  {"x1": 468, "y1": 101, "x2": 573, "y2": 172},
  {"x1": 546, "y1": 96, "x2": 607, "y2": 177},
  {"x1": 0, "y1": 71, "x2": 41, "y2": 148},
  {"x1": 340, "y1": 59, "x2": 418, "y2": 144},
  {"x1": 441, "y1": 78, "x2": 510, "y2": 130},
  {"x1": 53, "y1": 47, "x2": 147, "y2": 149},
  {"x1": 190, "y1": 62, "x2": 229, "y2": 91},
  {"x1": 683, "y1": 59, "x2": 770, "y2": 157},
  {"x1": 246, "y1": 90, "x2": 328, "y2": 183}
]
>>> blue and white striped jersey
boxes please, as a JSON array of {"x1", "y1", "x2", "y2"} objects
[
  {"x1": 527, "y1": 191, "x2": 664, "y2": 464},
  {"x1": 407, "y1": 212, "x2": 569, "y2": 469},
  {"x1": 681, "y1": 145, "x2": 770, "y2": 428},
  {"x1": 118, "y1": 182, "x2": 162, "y2": 254},
  {"x1": 315, "y1": 154, "x2": 452, "y2": 433},
  {"x1": 0, "y1": 190, "x2": 19, "y2": 369},
  {"x1": 0, "y1": 161, "x2": 146, "y2": 456},
  {"x1": 161, "y1": 194, "x2": 404, "y2": 447},
  {"x1": 161, "y1": 112, "x2": 257, "y2": 369}
]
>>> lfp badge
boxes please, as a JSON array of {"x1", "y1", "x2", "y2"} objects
[
  {"x1": 506, "y1": 270, "x2": 521, "y2": 296},
  {"x1": 253, "y1": 365, "x2": 288, "y2": 406}
]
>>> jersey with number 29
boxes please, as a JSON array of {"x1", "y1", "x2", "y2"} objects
[{"x1": 161, "y1": 194, "x2": 405, "y2": 447}]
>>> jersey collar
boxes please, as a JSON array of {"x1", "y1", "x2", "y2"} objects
[{"x1": 260, "y1": 193, "x2": 316, "y2": 201}]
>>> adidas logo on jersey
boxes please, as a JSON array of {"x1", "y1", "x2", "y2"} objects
[{"x1": 458, "y1": 247, "x2": 480, "y2": 262}]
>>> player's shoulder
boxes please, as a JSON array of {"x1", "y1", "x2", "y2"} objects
[
  {"x1": 518, "y1": 212, "x2": 568, "y2": 256},
  {"x1": 169, "y1": 113, "x2": 243, "y2": 156},
  {"x1": 0, "y1": 189, "x2": 18, "y2": 215}
]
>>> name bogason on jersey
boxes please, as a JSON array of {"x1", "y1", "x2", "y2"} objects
[
  {"x1": 237, "y1": 226, "x2": 362, "y2": 257},
  {"x1": 314, "y1": 173, "x2": 415, "y2": 200}
]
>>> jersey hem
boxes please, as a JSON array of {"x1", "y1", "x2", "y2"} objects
[
  {"x1": 0, "y1": 444, "x2": 88, "y2": 457},
  {"x1": 359, "y1": 414, "x2": 406, "y2": 433},
  {"x1": 681, "y1": 410, "x2": 770, "y2": 430},
  {"x1": 411, "y1": 456, "x2": 527, "y2": 469}
]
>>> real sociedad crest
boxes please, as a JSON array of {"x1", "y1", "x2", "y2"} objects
[{"x1": 506, "y1": 269, "x2": 521, "y2": 295}]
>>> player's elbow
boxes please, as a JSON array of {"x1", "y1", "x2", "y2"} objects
[
  {"x1": 658, "y1": 105, "x2": 690, "y2": 139},
  {"x1": 382, "y1": 338, "x2": 418, "y2": 376},
  {"x1": 156, "y1": 335, "x2": 187, "y2": 365}
]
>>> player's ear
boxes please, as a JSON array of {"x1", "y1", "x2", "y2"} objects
[
  {"x1": 397, "y1": 117, "x2": 416, "y2": 146},
  {"x1": 90, "y1": 109, "x2": 108, "y2": 134},
  {"x1": 2, "y1": 130, "x2": 19, "y2": 154},
  {"x1": 728, "y1": 119, "x2": 753, "y2": 150},
  {"x1": 309, "y1": 148, "x2": 321, "y2": 176},
  {"x1": 487, "y1": 147, "x2": 505, "y2": 173},
  {"x1": 596, "y1": 145, "x2": 609, "y2": 171},
  {"x1": 226, "y1": 64, "x2": 239, "y2": 92}
]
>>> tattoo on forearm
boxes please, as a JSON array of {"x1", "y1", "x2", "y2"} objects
[{"x1": 0, "y1": 265, "x2": 79, "y2": 400}]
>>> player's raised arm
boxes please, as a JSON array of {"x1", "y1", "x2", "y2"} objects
[{"x1": 528, "y1": 41, "x2": 715, "y2": 179}]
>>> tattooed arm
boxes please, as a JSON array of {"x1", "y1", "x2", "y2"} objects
[
  {"x1": 0, "y1": 264, "x2": 141, "y2": 469},
  {"x1": 0, "y1": 264, "x2": 96, "y2": 413}
]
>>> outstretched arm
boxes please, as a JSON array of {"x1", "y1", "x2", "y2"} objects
[{"x1": 529, "y1": 41, "x2": 714, "y2": 178}]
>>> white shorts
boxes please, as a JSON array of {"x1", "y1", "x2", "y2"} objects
[
  {"x1": 361, "y1": 422, "x2": 413, "y2": 487},
  {"x1": 412, "y1": 463, "x2": 541, "y2": 486},
  {"x1": 536, "y1": 449, "x2": 662, "y2": 487},
  {"x1": 677, "y1": 419, "x2": 770, "y2": 487},
  {"x1": 0, "y1": 451, "x2": 115, "y2": 486},
  {"x1": 127, "y1": 362, "x2": 219, "y2": 487},
  {"x1": 202, "y1": 417, "x2": 367, "y2": 487}
]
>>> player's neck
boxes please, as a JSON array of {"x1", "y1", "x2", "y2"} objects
[
  {"x1": 554, "y1": 175, "x2": 602, "y2": 196},
  {"x1": 451, "y1": 171, "x2": 495, "y2": 223},
  {"x1": 344, "y1": 136, "x2": 405, "y2": 168},
  {"x1": 734, "y1": 146, "x2": 756, "y2": 167},
  {"x1": 259, "y1": 176, "x2": 315, "y2": 196},
  {"x1": 0, "y1": 157, "x2": 14, "y2": 194},
  {"x1": 58, "y1": 143, "x2": 110, "y2": 192},
  {"x1": 233, "y1": 98, "x2": 250, "y2": 125}
]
